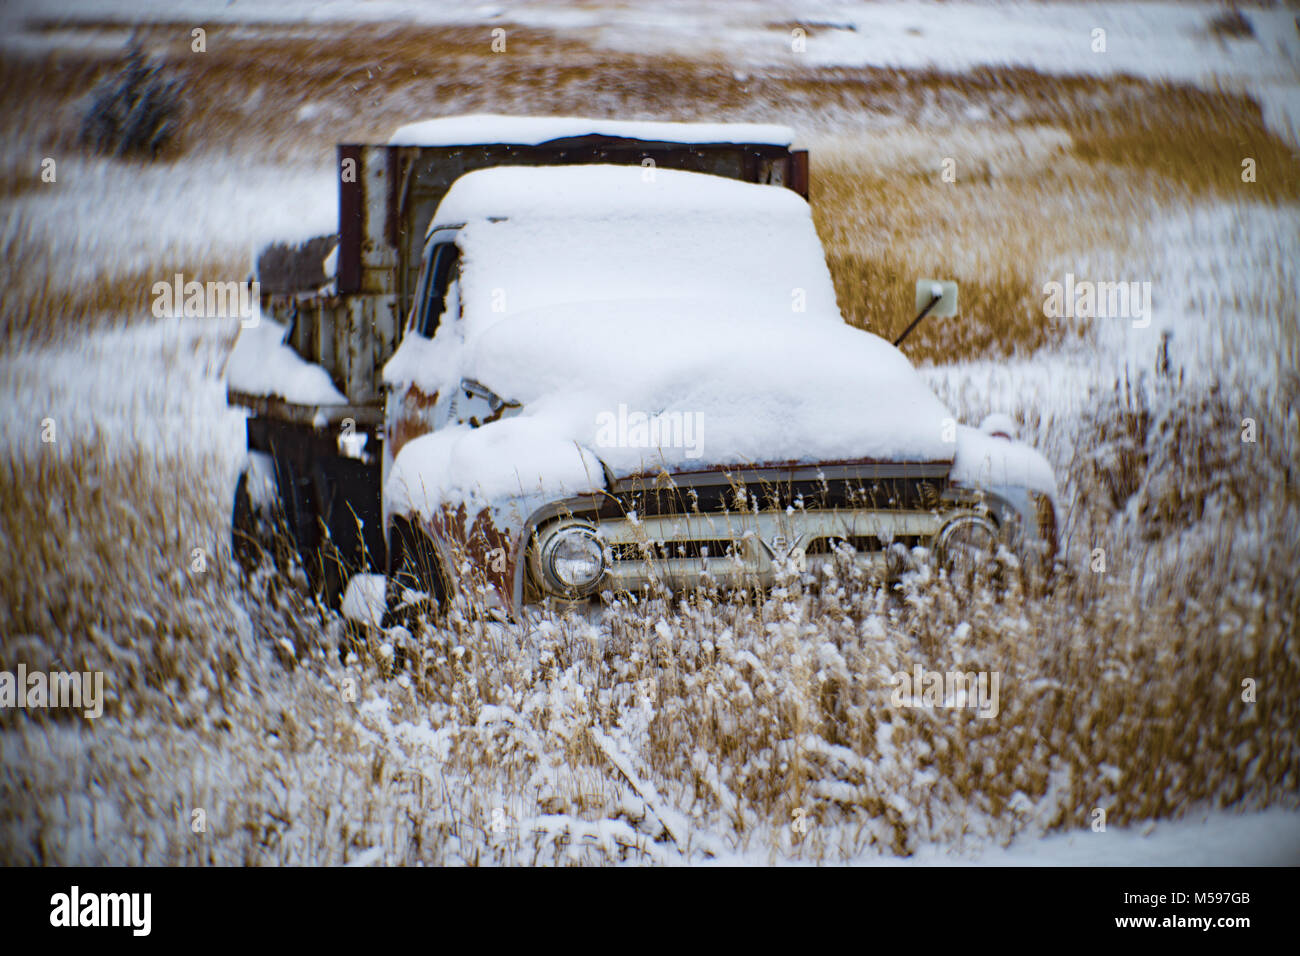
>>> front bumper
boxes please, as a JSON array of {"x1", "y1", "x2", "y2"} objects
[
  {"x1": 518, "y1": 463, "x2": 1058, "y2": 604},
  {"x1": 553, "y1": 507, "x2": 950, "y2": 593}
]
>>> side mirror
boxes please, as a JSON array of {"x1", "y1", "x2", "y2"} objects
[
  {"x1": 915, "y1": 279, "x2": 959, "y2": 318},
  {"x1": 895, "y1": 279, "x2": 959, "y2": 347},
  {"x1": 455, "y1": 378, "x2": 522, "y2": 427}
]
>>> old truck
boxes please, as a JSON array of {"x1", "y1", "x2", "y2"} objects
[{"x1": 228, "y1": 114, "x2": 1058, "y2": 617}]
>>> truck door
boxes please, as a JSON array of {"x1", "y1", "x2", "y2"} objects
[{"x1": 382, "y1": 234, "x2": 461, "y2": 499}]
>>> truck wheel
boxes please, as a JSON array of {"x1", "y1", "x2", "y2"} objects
[
  {"x1": 311, "y1": 549, "x2": 347, "y2": 612},
  {"x1": 936, "y1": 514, "x2": 1000, "y2": 591},
  {"x1": 383, "y1": 520, "x2": 449, "y2": 629},
  {"x1": 232, "y1": 471, "x2": 270, "y2": 572}
]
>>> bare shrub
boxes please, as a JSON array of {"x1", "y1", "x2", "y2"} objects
[
  {"x1": 81, "y1": 43, "x2": 183, "y2": 159},
  {"x1": 1207, "y1": 9, "x2": 1255, "y2": 40}
]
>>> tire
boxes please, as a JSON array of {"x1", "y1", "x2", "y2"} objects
[
  {"x1": 936, "y1": 514, "x2": 1000, "y2": 592},
  {"x1": 382, "y1": 519, "x2": 449, "y2": 629},
  {"x1": 231, "y1": 471, "x2": 269, "y2": 572}
]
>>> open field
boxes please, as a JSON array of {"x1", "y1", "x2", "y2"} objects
[{"x1": 1, "y1": 3, "x2": 1297, "y2": 864}]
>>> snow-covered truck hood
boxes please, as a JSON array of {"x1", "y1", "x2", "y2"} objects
[
  {"x1": 467, "y1": 304, "x2": 955, "y2": 472},
  {"x1": 385, "y1": 301, "x2": 959, "y2": 520},
  {"x1": 384, "y1": 164, "x2": 1053, "y2": 521}
]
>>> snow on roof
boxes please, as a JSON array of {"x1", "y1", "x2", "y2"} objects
[
  {"x1": 428, "y1": 165, "x2": 841, "y2": 336},
  {"x1": 431, "y1": 160, "x2": 806, "y2": 234},
  {"x1": 430, "y1": 162, "x2": 807, "y2": 232},
  {"x1": 390, "y1": 113, "x2": 796, "y2": 148},
  {"x1": 227, "y1": 316, "x2": 346, "y2": 406}
]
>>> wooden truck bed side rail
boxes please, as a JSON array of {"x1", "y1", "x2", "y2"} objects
[{"x1": 227, "y1": 388, "x2": 384, "y2": 427}]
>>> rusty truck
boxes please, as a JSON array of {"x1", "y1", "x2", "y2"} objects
[{"x1": 228, "y1": 114, "x2": 1058, "y2": 618}]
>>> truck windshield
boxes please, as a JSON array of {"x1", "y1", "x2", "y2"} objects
[{"x1": 417, "y1": 243, "x2": 460, "y2": 337}]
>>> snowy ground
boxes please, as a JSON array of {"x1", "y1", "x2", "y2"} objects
[
  {"x1": 885, "y1": 807, "x2": 1300, "y2": 866},
  {"x1": 1, "y1": 1, "x2": 1297, "y2": 865}
]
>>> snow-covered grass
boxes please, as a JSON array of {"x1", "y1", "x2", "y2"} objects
[
  {"x1": 0, "y1": 154, "x2": 336, "y2": 347},
  {"x1": 2, "y1": 3, "x2": 1297, "y2": 865},
  {"x1": 812, "y1": 109, "x2": 1298, "y2": 365},
  {"x1": 4, "y1": 452, "x2": 1295, "y2": 863}
]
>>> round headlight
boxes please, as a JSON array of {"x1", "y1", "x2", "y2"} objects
[
  {"x1": 936, "y1": 515, "x2": 998, "y2": 580},
  {"x1": 542, "y1": 526, "x2": 606, "y2": 595}
]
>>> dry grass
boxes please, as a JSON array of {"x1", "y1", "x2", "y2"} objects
[
  {"x1": 813, "y1": 84, "x2": 1299, "y2": 364},
  {"x1": 0, "y1": 215, "x2": 244, "y2": 347},
  {"x1": 2, "y1": 364, "x2": 1295, "y2": 862}
]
